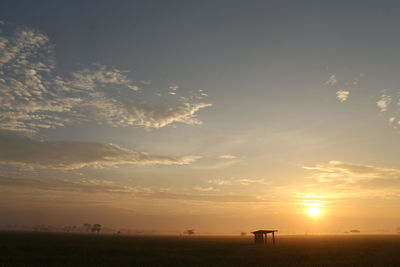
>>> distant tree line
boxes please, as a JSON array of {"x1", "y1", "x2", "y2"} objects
[
  {"x1": 184, "y1": 229, "x2": 195, "y2": 235},
  {"x1": 83, "y1": 223, "x2": 102, "y2": 234}
]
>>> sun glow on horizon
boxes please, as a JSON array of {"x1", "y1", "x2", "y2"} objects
[{"x1": 307, "y1": 207, "x2": 321, "y2": 217}]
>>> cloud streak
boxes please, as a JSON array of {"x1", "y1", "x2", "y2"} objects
[
  {"x1": 207, "y1": 178, "x2": 269, "y2": 186},
  {"x1": 0, "y1": 175, "x2": 141, "y2": 194},
  {"x1": 302, "y1": 160, "x2": 400, "y2": 199},
  {"x1": 0, "y1": 175, "x2": 271, "y2": 203},
  {"x1": 304, "y1": 160, "x2": 400, "y2": 180},
  {"x1": 0, "y1": 134, "x2": 200, "y2": 169},
  {"x1": 219, "y1": 154, "x2": 238, "y2": 159}
]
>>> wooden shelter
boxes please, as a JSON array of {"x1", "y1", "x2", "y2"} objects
[{"x1": 251, "y1": 230, "x2": 277, "y2": 245}]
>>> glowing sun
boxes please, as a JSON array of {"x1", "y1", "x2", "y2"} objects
[{"x1": 307, "y1": 207, "x2": 321, "y2": 217}]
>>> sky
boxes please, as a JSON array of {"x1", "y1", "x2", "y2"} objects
[{"x1": 1, "y1": 0, "x2": 400, "y2": 234}]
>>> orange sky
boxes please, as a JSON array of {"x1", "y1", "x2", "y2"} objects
[{"x1": 1, "y1": 1, "x2": 400, "y2": 234}]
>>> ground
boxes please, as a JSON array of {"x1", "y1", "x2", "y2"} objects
[{"x1": 1, "y1": 231, "x2": 400, "y2": 266}]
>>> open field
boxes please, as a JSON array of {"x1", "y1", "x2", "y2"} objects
[{"x1": 1, "y1": 232, "x2": 400, "y2": 266}]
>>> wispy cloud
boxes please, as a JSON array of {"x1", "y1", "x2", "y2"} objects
[
  {"x1": 0, "y1": 134, "x2": 200, "y2": 169},
  {"x1": 325, "y1": 75, "x2": 337, "y2": 86},
  {"x1": 376, "y1": 94, "x2": 391, "y2": 112},
  {"x1": 193, "y1": 186, "x2": 218, "y2": 192},
  {"x1": 140, "y1": 80, "x2": 152, "y2": 85},
  {"x1": 140, "y1": 191, "x2": 270, "y2": 203},
  {"x1": 237, "y1": 178, "x2": 269, "y2": 185},
  {"x1": 207, "y1": 178, "x2": 268, "y2": 186},
  {"x1": 0, "y1": 174, "x2": 271, "y2": 203},
  {"x1": 302, "y1": 160, "x2": 400, "y2": 199},
  {"x1": 325, "y1": 73, "x2": 400, "y2": 131},
  {"x1": 168, "y1": 83, "x2": 179, "y2": 91},
  {"x1": 375, "y1": 92, "x2": 400, "y2": 129},
  {"x1": 0, "y1": 22, "x2": 211, "y2": 133},
  {"x1": 207, "y1": 179, "x2": 232, "y2": 185},
  {"x1": 336, "y1": 90, "x2": 350, "y2": 102},
  {"x1": 194, "y1": 159, "x2": 240, "y2": 170},
  {"x1": 304, "y1": 160, "x2": 400, "y2": 180},
  {"x1": 0, "y1": 175, "x2": 141, "y2": 194},
  {"x1": 219, "y1": 154, "x2": 238, "y2": 159},
  {"x1": 120, "y1": 101, "x2": 212, "y2": 128}
]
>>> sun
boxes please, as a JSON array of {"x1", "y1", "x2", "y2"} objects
[{"x1": 307, "y1": 207, "x2": 321, "y2": 217}]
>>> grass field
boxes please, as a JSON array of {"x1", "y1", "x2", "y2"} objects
[{"x1": 1, "y1": 231, "x2": 400, "y2": 266}]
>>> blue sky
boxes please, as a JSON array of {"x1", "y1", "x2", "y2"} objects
[{"x1": 1, "y1": 1, "x2": 400, "y2": 233}]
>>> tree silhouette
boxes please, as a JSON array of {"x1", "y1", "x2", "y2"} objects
[
  {"x1": 184, "y1": 229, "x2": 195, "y2": 235},
  {"x1": 83, "y1": 223, "x2": 92, "y2": 233},
  {"x1": 91, "y1": 224, "x2": 102, "y2": 234}
]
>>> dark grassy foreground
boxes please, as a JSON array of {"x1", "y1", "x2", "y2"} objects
[{"x1": 1, "y1": 232, "x2": 400, "y2": 266}]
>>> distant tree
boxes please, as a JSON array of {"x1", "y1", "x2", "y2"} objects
[
  {"x1": 184, "y1": 229, "x2": 195, "y2": 235},
  {"x1": 240, "y1": 232, "x2": 247, "y2": 236},
  {"x1": 350, "y1": 229, "x2": 360, "y2": 233},
  {"x1": 83, "y1": 223, "x2": 92, "y2": 233},
  {"x1": 91, "y1": 224, "x2": 102, "y2": 234}
]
